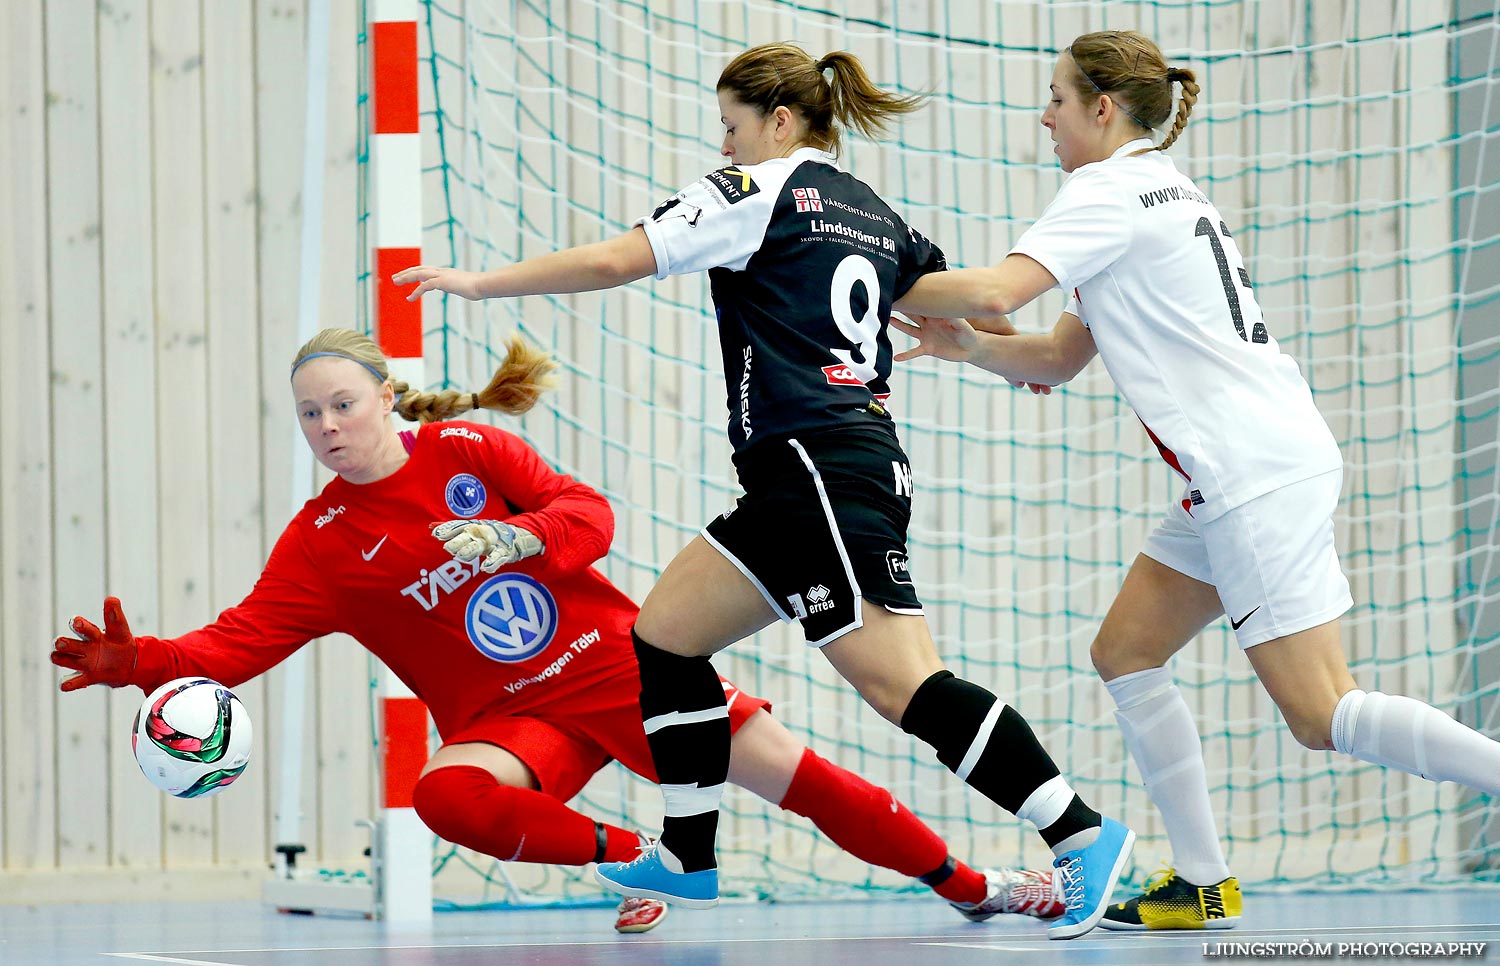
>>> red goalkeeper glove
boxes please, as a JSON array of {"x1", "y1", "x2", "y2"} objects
[{"x1": 52, "y1": 596, "x2": 140, "y2": 692}]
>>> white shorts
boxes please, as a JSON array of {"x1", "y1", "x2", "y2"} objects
[{"x1": 1140, "y1": 469, "x2": 1353, "y2": 649}]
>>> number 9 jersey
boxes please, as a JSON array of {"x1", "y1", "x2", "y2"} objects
[
  {"x1": 637, "y1": 146, "x2": 947, "y2": 457},
  {"x1": 1011, "y1": 138, "x2": 1342, "y2": 522}
]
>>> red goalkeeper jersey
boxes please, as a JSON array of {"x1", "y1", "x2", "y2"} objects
[{"x1": 129, "y1": 422, "x2": 641, "y2": 739}]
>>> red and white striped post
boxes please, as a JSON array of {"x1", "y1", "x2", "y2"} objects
[{"x1": 370, "y1": 0, "x2": 432, "y2": 925}]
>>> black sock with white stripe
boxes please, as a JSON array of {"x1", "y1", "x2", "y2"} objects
[
  {"x1": 901, "y1": 670, "x2": 1101, "y2": 854},
  {"x1": 632, "y1": 628, "x2": 730, "y2": 873}
]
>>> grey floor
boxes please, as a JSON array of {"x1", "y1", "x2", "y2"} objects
[{"x1": 3, "y1": 891, "x2": 1498, "y2": 966}]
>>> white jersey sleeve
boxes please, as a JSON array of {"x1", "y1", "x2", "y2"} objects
[
  {"x1": 1009, "y1": 169, "x2": 1134, "y2": 293},
  {"x1": 1064, "y1": 291, "x2": 1082, "y2": 325},
  {"x1": 636, "y1": 166, "x2": 779, "y2": 279}
]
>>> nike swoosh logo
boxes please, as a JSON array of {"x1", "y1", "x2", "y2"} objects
[
  {"x1": 361, "y1": 535, "x2": 389, "y2": 561},
  {"x1": 1230, "y1": 606, "x2": 1261, "y2": 630}
]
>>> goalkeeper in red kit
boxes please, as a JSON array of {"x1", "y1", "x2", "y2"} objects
[{"x1": 53, "y1": 327, "x2": 1060, "y2": 933}]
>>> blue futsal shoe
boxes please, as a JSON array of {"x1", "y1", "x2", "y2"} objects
[
  {"x1": 1048, "y1": 817, "x2": 1136, "y2": 940},
  {"x1": 595, "y1": 843, "x2": 719, "y2": 909}
]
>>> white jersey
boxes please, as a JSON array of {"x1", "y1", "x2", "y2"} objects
[{"x1": 1011, "y1": 139, "x2": 1341, "y2": 521}]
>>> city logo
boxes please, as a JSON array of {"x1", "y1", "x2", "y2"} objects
[
  {"x1": 792, "y1": 186, "x2": 824, "y2": 212},
  {"x1": 464, "y1": 572, "x2": 559, "y2": 663},
  {"x1": 444, "y1": 473, "x2": 487, "y2": 518}
]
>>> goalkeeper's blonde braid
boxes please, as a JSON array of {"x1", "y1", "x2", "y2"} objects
[{"x1": 393, "y1": 333, "x2": 557, "y2": 423}]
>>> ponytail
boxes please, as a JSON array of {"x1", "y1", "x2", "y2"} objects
[
  {"x1": 815, "y1": 50, "x2": 927, "y2": 145},
  {"x1": 1158, "y1": 67, "x2": 1200, "y2": 152},
  {"x1": 393, "y1": 333, "x2": 557, "y2": 423},
  {"x1": 718, "y1": 42, "x2": 926, "y2": 155},
  {"x1": 1068, "y1": 30, "x2": 1200, "y2": 152}
]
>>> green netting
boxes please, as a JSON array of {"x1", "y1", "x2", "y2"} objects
[{"x1": 356, "y1": 0, "x2": 1500, "y2": 904}]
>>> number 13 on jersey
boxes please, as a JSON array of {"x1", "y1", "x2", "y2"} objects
[{"x1": 1195, "y1": 217, "x2": 1268, "y2": 344}]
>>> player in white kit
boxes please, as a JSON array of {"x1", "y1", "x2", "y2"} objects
[{"x1": 891, "y1": 28, "x2": 1500, "y2": 931}]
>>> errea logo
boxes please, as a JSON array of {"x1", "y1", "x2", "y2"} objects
[
  {"x1": 314, "y1": 505, "x2": 346, "y2": 529},
  {"x1": 806, "y1": 584, "x2": 836, "y2": 615},
  {"x1": 440, "y1": 426, "x2": 484, "y2": 442}
]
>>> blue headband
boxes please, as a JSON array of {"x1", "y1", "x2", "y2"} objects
[{"x1": 290, "y1": 351, "x2": 389, "y2": 384}]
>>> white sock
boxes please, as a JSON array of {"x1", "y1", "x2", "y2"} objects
[
  {"x1": 1016, "y1": 775, "x2": 1098, "y2": 857},
  {"x1": 1332, "y1": 690, "x2": 1500, "y2": 794},
  {"x1": 1106, "y1": 666, "x2": 1231, "y2": 885},
  {"x1": 655, "y1": 840, "x2": 686, "y2": 874}
]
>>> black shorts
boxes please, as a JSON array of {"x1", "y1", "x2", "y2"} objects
[{"x1": 704, "y1": 422, "x2": 923, "y2": 646}]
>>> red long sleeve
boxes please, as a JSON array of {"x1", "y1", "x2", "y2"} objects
[
  {"x1": 466, "y1": 427, "x2": 614, "y2": 579},
  {"x1": 131, "y1": 524, "x2": 337, "y2": 692}
]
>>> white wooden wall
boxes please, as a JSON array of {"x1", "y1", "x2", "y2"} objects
[{"x1": 0, "y1": 0, "x2": 371, "y2": 902}]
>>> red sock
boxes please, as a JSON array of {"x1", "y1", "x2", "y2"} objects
[
  {"x1": 778, "y1": 748, "x2": 987, "y2": 905},
  {"x1": 412, "y1": 765, "x2": 640, "y2": 865}
]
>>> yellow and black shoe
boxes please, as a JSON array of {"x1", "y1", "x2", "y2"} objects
[{"x1": 1098, "y1": 866, "x2": 1241, "y2": 931}]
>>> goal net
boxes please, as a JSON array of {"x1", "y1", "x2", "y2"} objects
[{"x1": 357, "y1": 0, "x2": 1500, "y2": 903}]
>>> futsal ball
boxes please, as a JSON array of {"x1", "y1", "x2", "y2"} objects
[{"x1": 132, "y1": 677, "x2": 253, "y2": 799}]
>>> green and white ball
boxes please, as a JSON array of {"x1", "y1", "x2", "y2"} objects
[{"x1": 132, "y1": 677, "x2": 252, "y2": 799}]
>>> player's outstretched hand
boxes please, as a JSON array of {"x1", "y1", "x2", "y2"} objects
[
  {"x1": 392, "y1": 265, "x2": 485, "y2": 302},
  {"x1": 52, "y1": 597, "x2": 140, "y2": 692},
  {"x1": 893, "y1": 313, "x2": 1052, "y2": 394},
  {"x1": 432, "y1": 520, "x2": 544, "y2": 573},
  {"x1": 890, "y1": 313, "x2": 978, "y2": 363}
]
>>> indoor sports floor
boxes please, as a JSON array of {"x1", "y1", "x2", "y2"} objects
[{"x1": 6, "y1": 891, "x2": 1498, "y2": 966}]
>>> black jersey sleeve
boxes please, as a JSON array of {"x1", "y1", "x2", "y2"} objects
[{"x1": 891, "y1": 217, "x2": 949, "y2": 300}]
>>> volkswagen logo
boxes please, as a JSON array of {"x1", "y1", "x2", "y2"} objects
[{"x1": 464, "y1": 573, "x2": 558, "y2": 663}]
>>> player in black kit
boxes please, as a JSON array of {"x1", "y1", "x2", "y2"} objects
[{"x1": 394, "y1": 42, "x2": 1133, "y2": 940}]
